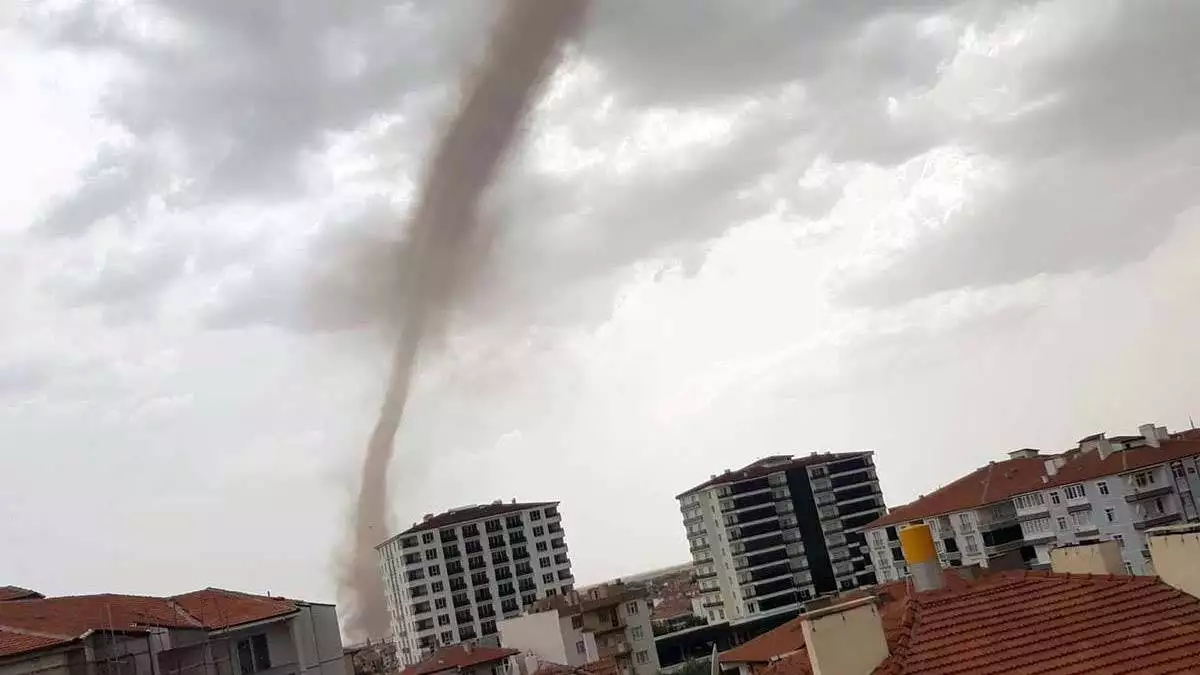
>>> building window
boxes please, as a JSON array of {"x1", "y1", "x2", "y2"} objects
[
  {"x1": 1064, "y1": 484, "x2": 1086, "y2": 500},
  {"x1": 428, "y1": 565, "x2": 440, "y2": 577},
  {"x1": 576, "y1": 641, "x2": 586, "y2": 655},
  {"x1": 627, "y1": 601, "x2": 640, "y2": 614},
  {"x1": 632, "y1": 626, "x2": 644, "y2": 640},
  {"x1": 534, "y1": 526, "x2": 545, "y2": 537},
  {"x1": 1050, "y1": 492, "x2": 1061, "y2": 505},
  {"x1": 235, "y1": 635, "x2": 271, "y2": 674},
  {"x1": 432, "y1": 582, "x2": 444, "y2": 594},
  {"x1": 543, "y1": 573, "x2": 555, "y2": 584},
  {"x1": 957, "y1": 513, "x2": 971, "y2": 528},
  {"x1": 1097, "y1": 481, "x2": 1109, "y2": 495},
  {"x1": 540, "y1": 556, "x2": 551, "y2": 568},
  {"x1": 572, "y1": 615, "x2": 583, "y2": 629},
  {"x1": 1113, "y1": 534, "x2": 1125, "y2": 548},
  {"x1": 440, "y1": 631, "x2": 453, "y2": 644},
  {"x1": 963, "y1": 535, "x2": 978, "y2": 555},
  {"x1": 636, "y1": 651, "x2": 649, "y2": 665},
  {"x1": 438, "y1": 614, "x2": 450, "y2": 626},
  {"x1": 1124, "y1": 561, "x2": 1134, "y2": 575},
  {"x1": 717, "y1": 608, "x2": 725, "y2": 620},
  {"x1": 422, "y1": 532, "x2": 436, "y2": 544},
  {"x1": 531, "y1": 510, "x2": 542, "y2": 521},
  {"x1": 1056, "y1": 517, "x2": 1068, "y2": 530},
  {"x1": 434, "y1": 598, "x2": 446, "y2": 609},
  {"x1": 1104, "y1": 508, "x2": 1116, "y2": 523},
  {"x1": 546, "y1": 589, "x2": 557, "y2": 597},
  {"x1": 536, "y1": 542, "x2": 548, "y2": 552}
]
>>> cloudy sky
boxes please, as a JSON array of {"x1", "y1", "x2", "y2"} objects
[{"x1": 3, "y1": 0, "x2": 1200, "y2": 608}]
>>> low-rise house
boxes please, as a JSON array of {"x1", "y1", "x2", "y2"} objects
[
  {"x1": 0, "y1": 587, "x2": 345, "y2": 675},
  {"x1": 499, "y1": 584, "x2": 658, "y2": 675},
  {"x1": 714, "y1": 524, "x2": 1200, "y2": 674},
  {"x1": 398, "y1": 644, "x2": 517, "y2": 675}
]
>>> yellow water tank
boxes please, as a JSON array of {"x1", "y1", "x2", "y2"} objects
[{"x1": 898, "y1": 523, "x2": 937, "y2": 565}]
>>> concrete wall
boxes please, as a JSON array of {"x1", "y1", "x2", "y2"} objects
[
  {"x1": 0, "y1": 647, "x2": 85, "y2": 675},
  {"x1": 498, "y1": 611, "x2": 568, "y2": 666},
  {"x1": 1147, "y1": 525, "x2": 1200, "y2": 599},
  {"x1": 801, "y1": 599, "x2": 887, "y2": 675},
  {"x1": 617, "y1": 598, "x2": 659, "y2": 675},
  {"x1": 1049, "y1": 541, "x2": 1125, "y2": 575}
]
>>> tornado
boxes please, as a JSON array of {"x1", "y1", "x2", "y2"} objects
[{"x1": 338, "y1": 0, "x2": 591, "y2": 641}]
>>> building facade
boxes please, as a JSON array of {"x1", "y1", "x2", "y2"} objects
[
  {"x1": 0, "y1": 588, "x2": 345, "y2": 675},
  {"x1": 377, "y1": 502, "x2": 574, "y2": 665},
  {"x1": 676, "y1": 453, "x2": 886, "y2": 622},
  {"x1": 498, "y1": 584, "x2": 658, "y2": 675},
  {"x1": 866, "y1": 424, "x2": 1200, "y2": 581}
]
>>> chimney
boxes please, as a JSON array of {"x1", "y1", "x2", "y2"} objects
[
  {"x1": 1147, "y1": 524, "x2": 1200, "y2": 599},
  {"x1": 899, "y1": 523, "x2": 943, "y2": 592},
  {"x1": 423, "y1": 513, "x2": 434, "y2": 521},
  {"x1": 801, "y1": 597, "x2": 889, "y2": 675},
  {"x1": 1140, "y1": 423, "x2": 1160, "y2": 448},
  {"x1": 511, "y1": 498, "x2": 517, "y2": 504},
  {"x1": 1157, "y1": 426, "x2": 1170, "y2": 440},
  {"x1": 1044, "y1": 458, "x2": 1058, "y2": 477},
  {"x1": 1049, "y1": 540, "x2": 1125, "y2": 575},
  {"x1": 1008, "y1": 448, "x2": 1039, "y2": 460}
]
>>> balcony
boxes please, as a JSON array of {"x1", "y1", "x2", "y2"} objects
[
  {"x1": 1134, "y1": 511, "x2": 1183, "y2": 530},
  {"x1": 1125, "y1": 485, "x2": 1173, "y2": 503},
  {"x1": 581, "y1": 612, "x2": 625, "y2": 634},
  {"x1": 729, "y1": 477, "x2": 771, "y2": 496},
  {"x1": 598, "y1": 641, "x2": 631, "y2": 658}
]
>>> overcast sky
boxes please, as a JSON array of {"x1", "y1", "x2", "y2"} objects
[{"x1": 3, "y1": 0, "x2": 1200, "y2": 607}]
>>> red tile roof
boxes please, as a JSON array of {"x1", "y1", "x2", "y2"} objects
[
  {"x1": 531, "y1": 658, "x2": 620, "y2": 675},
  {"x1": 390, "y1": 502, "x2": 558, "y2": 538},
  {"x1": 867, "y1": 457, "x2": 1049, "y2": 528},
  {"x1": 650, "y1": 595, "x2": 693, "y2": 622},
  {"x1": 868, "y1": 439, "x2": 1200, "y2": 529},
  {"x1": 0, "y1": 587, "x2": 42, "y2": 602},
  {"x1": 171, "y1": 588, "x2": 298, "y2": 629},
  {"x1": 723, "y1": 571, "x2": 1200, "y2": 675},
  {"x1": 0, "y1": 589, "x2": 300, "y2": 658},
  {"x1": 398, "y1": 645, "x2": 519, "y2": 675},
  {"x1": 677, "y1": 453, "x2": 871, "y2": 499}
]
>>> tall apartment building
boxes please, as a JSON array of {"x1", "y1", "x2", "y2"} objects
[
  {"x1": 499, "y1": 582, "x2": 660, "y2": 675},
  {"x1": 865, "y1": 424, "x2": 1200, "y2": 581},
  {"x1": 376, "y1": 501, "x2": 574, "y2": 665},
  {"x1": 676, "y1": 453, "x2": 886, "y2": 622}
]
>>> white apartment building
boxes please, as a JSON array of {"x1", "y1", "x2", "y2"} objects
[
  {"x1": 677, "y1": 453, "x2": 887, "y2": 623},
  {"x1": 867, "y1": 424, "x2": 1200, "y2": 581},
  {"x1": 499, "y1": 583, "x2": 659, "y2": 675},
  {"x1": 376, "y1": 501, "x2": 574, "y2": 665}
]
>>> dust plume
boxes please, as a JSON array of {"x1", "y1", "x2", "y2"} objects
[{"x1": 338, "y1": 0, "x2": 591, "y2": 641}]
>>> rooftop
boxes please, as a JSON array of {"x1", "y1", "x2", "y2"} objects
[
  {"x1": 530, "y1": 583, "x2": 647, "y2": 616},
  {"x1": 0, "y1": 587, "x2": 302, "y2": 658},
  {"x1": 397, "y1": 645, "x2": 518, "y2": 675},
  {"x1": 382, "y1": 501, "x2": 558, "y2": 542},
  {"x1": 531, "y1": 658, "x2": 620, "y2": 675},
  {"x1": 676, "y1": 452, "x2": 871, "y2": 499},
  {"x1": 867, "y1": 438, "x2": 1200, "y2": 529},
  {"x1": 723, "y1": 570, "x2": 1200, "y2": 675},
  {"x1": 0, "y1": 587, "x2": 42, "y2": 602}
]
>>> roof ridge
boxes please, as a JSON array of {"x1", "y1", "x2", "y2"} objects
[{"x1": 0, "y1": 624, "x2": 74, "y2": 641}]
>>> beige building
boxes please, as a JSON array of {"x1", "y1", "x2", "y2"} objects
[{"x1": 498, "y1": 584, "x2": 658, "y2": 675}]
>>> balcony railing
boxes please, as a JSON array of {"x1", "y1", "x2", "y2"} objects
[{"x1": 1125, "y1": 485, "x2": 1173, "y2": 503}]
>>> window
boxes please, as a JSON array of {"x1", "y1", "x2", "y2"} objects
[
  {"x1": 636, "y1": 651, "x2": 649, "y2": 665},
  {"x1": 435, "y1": 598, "x2": 447, "y2": 609},
  {"x1": 1056, "y1": 517, "x2": 1068, "y2": 530},
  {"x1": 438, "y1": 614, "x2": 450, "y2": 626},
  {"x1": 1071, "y1": 510, "x2": 1092, "y2": 529},
  {"x1": 963, "y1": 534, "x2": 978, "y2": 554},
  {"x1": 540, "y1": 556, "x2": 551, "y2": 568},
  {"x1": 402, "y1": 536, "x2": 418, "y2": 548},
  {"x1": 543, "y1": 573, "x2": 555, "y2": 584},
  {"x1": 414, "y1": 602, "x2": 430, "y2": 614},
  {"x1": 440, "y1": 631, "x2": 453, "y2": 644},
  {"x1": 632, "y1": 626, "x2": 644, "y2": 640},
  {"x1": 1050, "y1": 492, "x2": 1061, "y2": 505},
  {"x1": 1097, "y1": 481, "x2": 1109, "y2": 496},
  {"x1": 1124, "y1": 561, "x2": 1134, "y2": 575},
  {"x1": 488, "y1": 534, "x2": 505, "y2": 548},
  {"x1": 530, "y1": 510, "x2": 542, "y2": 521},
  {"x1": 536, "y1": 542, "x2": 548, "y2": 552},
  {"x1": 576, "y1": 641, "x2": 586, "y2": 655},
  {"x1": 1104, "y1": 508, "x2": 1116, "y2": 523},
  {"x1": 422, "y1": 532, "x2": 435, "y2": 545},
  {"x1": 1064, "y1": 484, "x2": 1086, "y2": 500},
  {"x1": 545, "y1": 589, "x2": 557, "y2": 597},
  {"x1": 235, "y1": 634, "x2": 271, "y2": 674},
  {"x1": 572, "y1": 615, "x2": 583, "y2": 629},
  {"x1": 626, "y1": 601, "x2": 640, "y2": 614},
  {"x1": 425, "y1": 548, "x2": 439, "y2": 560},
  {"x1": 1113, "y1": 534, "x2": 1125, "y2": 548},
  {"x1": 1135, "y1": 471, "x2": 1157, "y2": 488},
  {"x1": 1015, "y1": 493, "x2": 1045, "y2": 510},
  {"x1": 431, "y1": 582, "x2": 445, "y2": 594},
  {"x1": 481, "y1": 620, "x2": 497, "y2": 635},
  {"x1": 718, "y1": 608, "x2": 725, "y2": 620},
  {"x1": 428, "y1": 565, "x2": 441, "y2": 577},
  {"x1": 1154, "y1": 497, "x2": 1166, "y2": 514},
  {"x1": 533, "y1": 526, "x2": 545, "y2": 537}
]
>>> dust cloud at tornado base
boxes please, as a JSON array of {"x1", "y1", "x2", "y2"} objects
[{"x1": 335, "y1": 0, "x2": 591, "y2": 641}]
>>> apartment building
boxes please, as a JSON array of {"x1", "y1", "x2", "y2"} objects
[
  {"x1": 0, "y1": 587, "x2": 345, "y2": 675},
  {"x1": 676, "y1": 453, "x2": 886, "y2": 622},
  {"x1": 499, "y1": 583, "x2": 658, "y2": 675},
  {"x1": 377, "y1": 501, "x2": 574, "y2": 665},
  {"x1": 866, "y1": 424, "x2": 1200, "y2": 581}
]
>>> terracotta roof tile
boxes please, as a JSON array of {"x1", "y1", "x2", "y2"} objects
[
  {"x1": 532, "y1": 658, "x2": 620, "y2": 675},
  {"x1": 170, "y1": 588, "x2": 298, "y2": 629},
  {"x1": 389, "y1": 502, "x2": 558, "y2": 538},
  {"x1": 0, "y1": 587, "x2": 43, "y2": 602},
  {"x1": 869, "y1": 439, "x2": 1200, "y2": 529},
  {"x1": 732, "y1": 571, "x2": 1200, "y2": 675},
  {"x1": 398, "y1": 645, "x2": 519, "y2": 675},
  {"x1": 677, "y1": 453, "x2": 871, "y2": 499}
]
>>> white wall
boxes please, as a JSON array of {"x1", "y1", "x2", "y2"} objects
[{"x1": 498, "y1": 611, "x2": 568, "y2": 666}]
